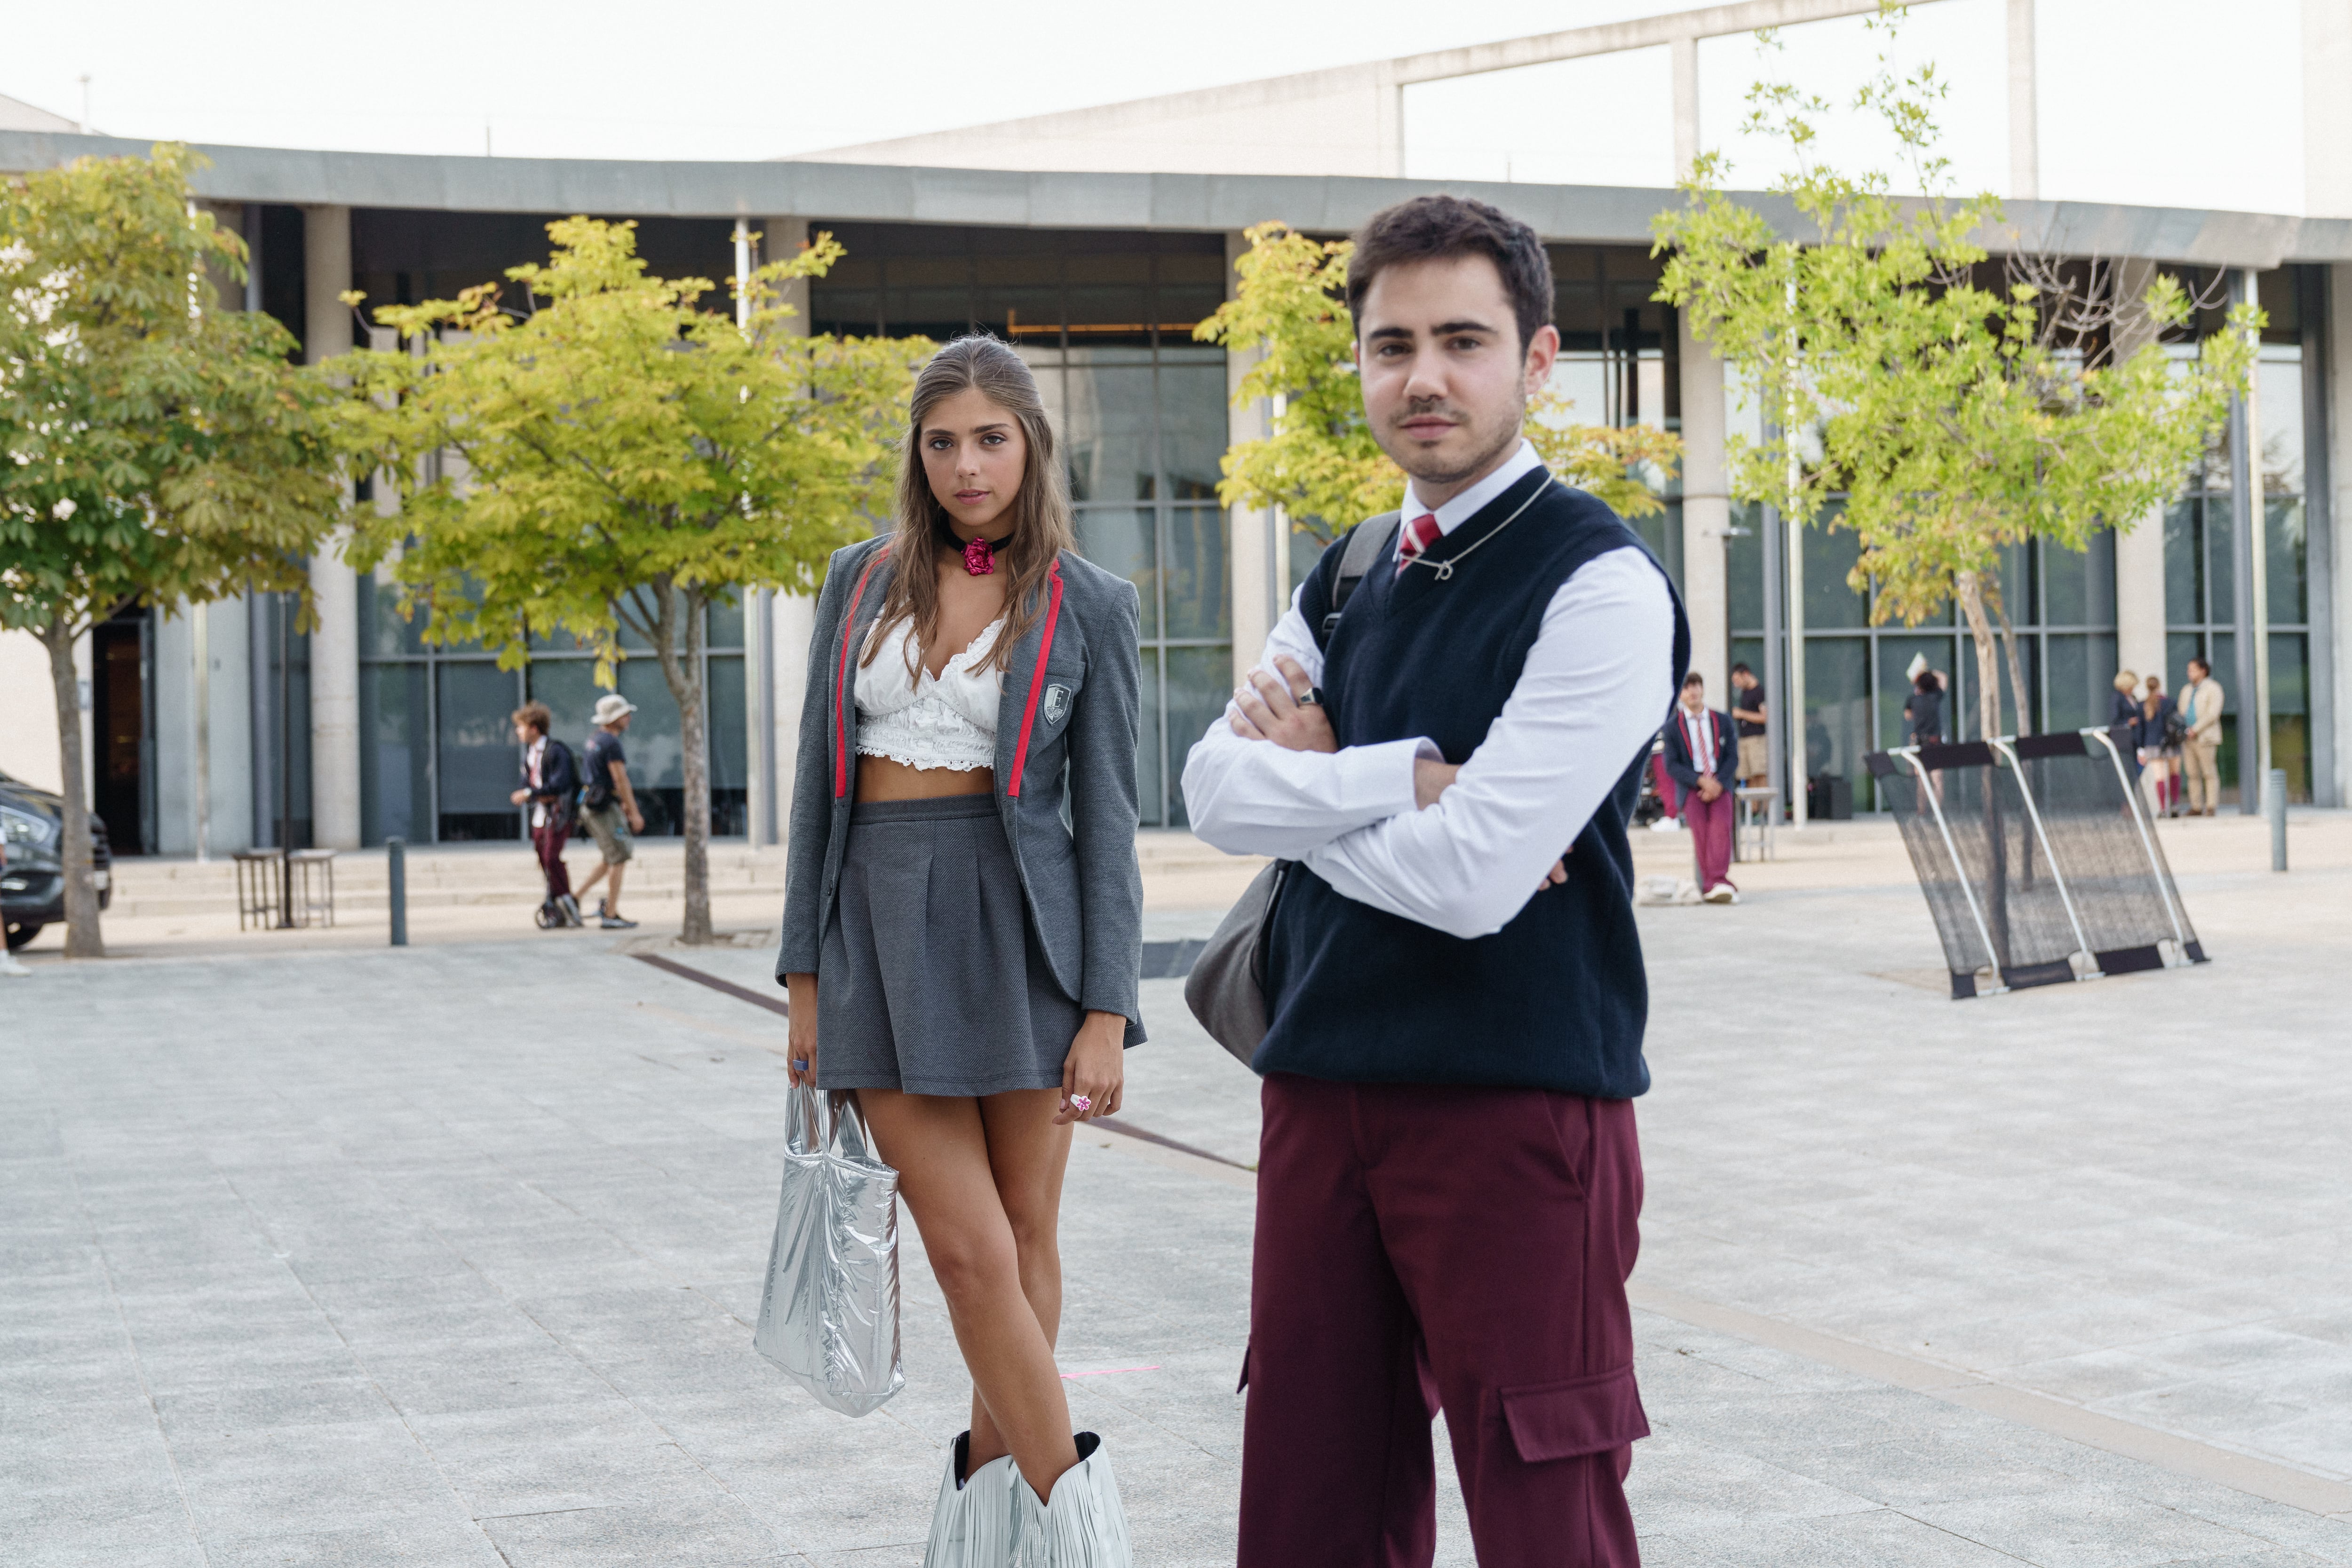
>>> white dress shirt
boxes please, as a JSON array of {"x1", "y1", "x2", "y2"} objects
[
  {"x1": 525, "y1": 736, "x2": 548, "y2": 829},
  {"x1": 1182, "y1": 440, "x2": 1676, "y2": 940}
]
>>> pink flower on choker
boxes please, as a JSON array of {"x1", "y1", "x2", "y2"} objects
[{"x1": 962, "y1": 535, "x2": 997, "y2": 576}]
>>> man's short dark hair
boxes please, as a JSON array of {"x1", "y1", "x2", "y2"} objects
[
  {"x1": 512, "y1": 701, "x2": 553, "y2": 736},
  {"x1": 1730, "y1": 662, "x2": 1753, "y2": 677},
  {"x1": 2188, "y1": 656, "x2": 2210, "y2": 675},
  {"x1": 1346, "y1": 195, "x2": 1554, "y2": 354},
  {"x1": 1682, "y1": 672, "x2": 1705, "y2": 689}
]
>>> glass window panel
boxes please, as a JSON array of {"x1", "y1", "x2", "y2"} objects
[
  {"x1": 707, "y1": 655, "x2": 747, "y2": 792},
  {"x1": 2163, "y1": 500, "x2": 2202, "y2": 626},
  {"x1": 2167, "y1": 633, "x2": 2205, "y2": 695},
  {"x1": 2265, "y1": 496, "x2": 2307, "y2": 626},
  {"x1": 1157, "y1": 352, "x2": 1231, "y2": 501},
  {"x1": 435, "y1": 661, "x2": 522, "y2": 834},
  {"x1": 1993, "y1": 540, "x2": 2032, "y2": 631},
  {"x1": 2210, "y1": 631, "x2": 2239, "y2": 800},
  {"x1": 2042, "y1": 531, "x2": 2115, "y2": 628},
  {"x1": 1063, "y1": 352, "x2": 1157, "y2": 503},
  {"x1": 2271, "y1": 632, "x2": 2310, "y2": 801},
  {"x1": 1727, "y1": 503, "x2": 1764, "y2": 633},
  {"x1": 360, "y1": 570, "x2": 424, "y2": 657},
  {"x1": 359, "y1": 662, "x2": 430, "y2": 846},
  {"x1": 707, "y1": 595, "x2": 745, "y2": 650},
  {"x1": 1064, "y1": 253, "x2": 1149, "y2": 330},
  {"x1": 2257, "y1": 351, "x2": 2303, "y2": 495},
  {"x1": 1136, "y1": 647, "x2": 1165, "y2": 827},
  {"x1": 2043, "y1": 633, "x2": 2119, "y2": 734},
  {"x1": 2206, "y1": 495, "x2": 2236, "y2": 628},
  {"x1": 1546, "y1": 355, "x2": 1610, "y2": 425},
  {"x1": 1289, "y1": 521, "x2": 1329, "y2": 594},
  {"x1": 1163, "y1": 508, "x2": 1232, "y2": 641},
  {"x1": 615, "y1": 659, "x2": 684, "y2": 791},
  {"x1": 526, "y1": 659, "x2": 604, "y2": 753},
  {"x1": 1801, "y1": 638, "x2": 1870, "y2": 802},
  {"x1": 1073, "y1": 507, "x2": 1159, "y2": 639},
  {"x1": 1802, "y1": 515, "x2": 1867, "y2": 631},
  {"x1": 1163, "y1": 645, "x2": 1232, "y2": 830}
]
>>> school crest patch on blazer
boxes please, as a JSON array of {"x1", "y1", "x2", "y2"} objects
[{"x1": 1043, "y1": 684, "x2": 1072, "y2": 726}]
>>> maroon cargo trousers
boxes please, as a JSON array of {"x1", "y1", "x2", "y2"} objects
[{"x1": 1238, "y1": 1074, "x2": 1647, "y2": 1567}]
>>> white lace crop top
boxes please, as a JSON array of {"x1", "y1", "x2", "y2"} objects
[{"x1": 854, "y1": 615, "x2": 1006, "y2": 773}]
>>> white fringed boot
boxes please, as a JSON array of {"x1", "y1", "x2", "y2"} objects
[
  {"x1": 923, "y1": 1431, "x2": 1020, "y2": 1568},
  {"x1": 1010, "y1": 1432, "x2": 1131, "y2": 1568}
]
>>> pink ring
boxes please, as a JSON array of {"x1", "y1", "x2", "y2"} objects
[{"x1": 1070, "y1": 1095, "x2": 1093, "y2": 1111}]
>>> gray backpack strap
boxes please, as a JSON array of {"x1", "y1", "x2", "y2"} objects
[{"x1": 1318, "y1": 512, "x2": 1400, "y2": 649}]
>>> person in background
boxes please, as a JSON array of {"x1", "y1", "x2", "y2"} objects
[
  {"x1": 2138, "y1": 673, "x2": 2177, "y2": 818},
  {"x1": 1662, "y1": 673, "x2": 1739, "y2": 904},
  {"x1": 2108, "y1": 671, "x2": 2142, "y2": 783},
  {"x1": 573, "y1": 693, "x2": 645, "y2": 930},
  {"x1": 1647, "y1": 736, "x2": 1681, "y2": 829},
  {"x1": 510, "y1": 702, "x2": 582, "y2": 928},
  {"x1": 2180, "y1": 657, "x2": 2226, "y2": 816},
  {"x1": 1903, "y1": 667, "x2": 1945, "y2": 746},
  {"x1": 1729, "y1": 662, "x2": 1769, "y2": 787}
]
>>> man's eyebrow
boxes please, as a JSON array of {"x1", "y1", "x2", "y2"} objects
[
  {"x1": 1432, "y1": 318, "x2": 1499, "y2": 337},
  {"x1": 1363, "y1": 325, "x2": 1414, "y2": 343}
]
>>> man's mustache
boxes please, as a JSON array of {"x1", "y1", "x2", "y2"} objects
[{"x1": 1389, "y1": 399, "x2": 1462, "y2": 427}]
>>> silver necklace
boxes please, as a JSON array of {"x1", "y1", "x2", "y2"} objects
[{"x1": 1401, "y1": 480, "x2": 1558, "y2": 581}]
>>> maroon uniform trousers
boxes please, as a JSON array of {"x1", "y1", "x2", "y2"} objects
[
  {"x1": 532, "y1": 816, "x2": 573, "y2": 901},
  {"x1": 1683, "y1": 784, "x2": 1734, "y2": 894},
  {"x1": 1238, "y1": 1073, "x2": 1647, "y2": 1568}
]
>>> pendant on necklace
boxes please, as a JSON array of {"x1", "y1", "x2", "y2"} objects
[{"x1": 962, "y1": 535, "x2": 997, "y2": 576}]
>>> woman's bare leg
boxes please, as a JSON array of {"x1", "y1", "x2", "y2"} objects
[
  {"x1": 963, "y1": 1089, "x2": 1074, "y2": 1473},
  {"x1": 859, "y1": 1087, "x2": 1081, "y2": 1495}
]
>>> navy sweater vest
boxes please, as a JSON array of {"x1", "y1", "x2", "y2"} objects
[{"x1": 1257, "y1": 468, "x2": 1691, "y2": 1098}]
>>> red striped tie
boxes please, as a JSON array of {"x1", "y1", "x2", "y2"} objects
[{"x1": 1395, "y1": 510, "x2": 1442, "y2": 577}]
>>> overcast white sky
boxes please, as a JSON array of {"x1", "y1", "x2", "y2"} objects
[{"x1": 1, "y1": 0, "x2": 2309, "y2": 214}]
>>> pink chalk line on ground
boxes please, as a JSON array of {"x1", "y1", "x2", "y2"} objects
[{"x1": 1058, "y1": 1365, "x2": 1160, "y2": 1379}]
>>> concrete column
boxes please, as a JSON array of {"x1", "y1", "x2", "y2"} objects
[
  {"x1": 2327, "y1": 265, "x2": 2352, "y2": 805},
  {"x1": 2306, "y1": 266, "x2": 2342, "y2": 806},
  {"x1": 2307, "y1": 0, "x2": 2352, "y2": 218},
  {"x1": 1224, "y1": 231, "x2": 1278, "y2": 686},
  {"x1": 302, "y1": 206, "x2": 361, "y2": 848},
  {"x1": 1677, "y1": 315, "x2": 1730, "y2": 699},
  {"x1": 2111, "y1": 262, "x2": 2168, "y2": 689},
  {"x1": 2006, "y1": 0, "x2": 2040, "y2": 200},
  {"x1": 1671, "y1": 35, "x2": 1700, "y2": 181},
  {"x1": 765, "y1": 218, "x2": 813, "y2": 849},
  {"x1": 2229, "y1": 269, "x2": 2271, "y2": 812}
]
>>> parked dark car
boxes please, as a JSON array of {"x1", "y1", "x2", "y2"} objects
[{"x1": 1, "y1": 770, "x2": 112, "y2": 951}]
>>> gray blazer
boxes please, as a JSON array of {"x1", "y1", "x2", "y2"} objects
[{"x1": 775, "y1": 536, "x2": 1147, "y2": 1042}]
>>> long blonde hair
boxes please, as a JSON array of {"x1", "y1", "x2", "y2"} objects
[{"x1": 862, "y1": 336, "x2": 1076, "y2": 674}]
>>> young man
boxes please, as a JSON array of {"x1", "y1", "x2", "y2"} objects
[
  {"x1": 573, "y1": 693, "x2": 646, "y2": 930},
  {"x1": 1185, "y1": 195, "x2": 1686, "y2": 1568},
  {"x1": 1729, "y1": 662, "x2": 1768, "y2": 786},
  {"x1": 509, "y1": 702, "x2": 581, "y2": 927},
  {"x1": 1662, "y1": 673, "x2": 1739, "y2": 903},
  {"x1": 2181, "y1": 657, "x2": 2225, "y2": 816}
]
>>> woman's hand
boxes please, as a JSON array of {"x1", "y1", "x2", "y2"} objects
[
  {"x1": 1057, "y1": 1011, "x2": 1126, "y2": 1125},
  {"x1": 785, "y1": 973, "x2": 819, "y2": 1087}
]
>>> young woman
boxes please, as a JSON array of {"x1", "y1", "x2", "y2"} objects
[{"x1": 775, "y1": 336, "x2": 1144, "y2": 1567}]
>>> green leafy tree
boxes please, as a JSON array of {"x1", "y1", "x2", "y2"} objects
[
  {"x1": 1, "y1": 144, "x2": 342, "y2": 958},
  {"x1": 332, "y1": 218, "x2": 927, "y2": 944},
  {"x1": 1654, "y1": 11, "x2": 2255, "y2": 738},
  {"x1": 1196, "y1": 222, "x2": 1680, "y2": 549}
]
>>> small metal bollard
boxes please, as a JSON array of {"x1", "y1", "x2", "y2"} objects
[
  {"x1": 388, "y1": 837, "x2": 408, "y2": 946},
  {"x1": 2267, "y1": 768, "x2": 2288, "y2": 872}
]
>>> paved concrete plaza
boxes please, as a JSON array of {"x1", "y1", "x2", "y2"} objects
[{"x1": 6, "y1": 814, "x2": 2351, "y2": 1565}]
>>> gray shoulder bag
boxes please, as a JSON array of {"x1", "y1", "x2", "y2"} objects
[{"x1": 1183, "y1": 514, "x2": 1399, "y2": 1068}]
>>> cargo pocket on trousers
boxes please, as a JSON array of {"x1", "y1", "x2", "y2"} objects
[{"x1": 1498, "y1": 1365, "x2": 1649, "y2": 1462}]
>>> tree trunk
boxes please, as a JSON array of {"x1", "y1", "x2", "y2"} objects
[
  {"x1": 1990, "y1": 591, "x2": 2034, "y2": 737},
  {"x1": 38, "y1": 617, "x2": 105, "y2": 959},
  {"x1": 1955, "y1": 570, "x2": 2004, "y2": 741},
  {"x1": 653, "y1": 578, "x2": 713, "y2": 945}
]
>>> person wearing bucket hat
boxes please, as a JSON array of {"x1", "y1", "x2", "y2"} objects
[
  {"x1": 575, "y1": 693, "x2": 644, "y2": 930},
  {"x1": 777, "y1": 337, "x2": 1145, "y2": 1566}
]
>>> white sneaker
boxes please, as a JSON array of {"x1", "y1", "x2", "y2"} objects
[
  {"x1": 925, "y1": 1433, "x2": 1019, "y2": 1568},
  {"x1": 1011, "y1": 1433, "x2": 1131, "y2": 1568},
  {"x1": 1648, "y1": 817, "x2": 1683, "y2": 832},
  {"x1": 1702, "y1": 882, "x2": 1738, "y2": 904},
  {"x1": 0, "y1": 950, "x2": 30, "y2": 977}
]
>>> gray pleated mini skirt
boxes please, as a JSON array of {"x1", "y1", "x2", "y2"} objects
[{"x1": 817, "y1": 794, "x2": 1083, "y2": 1098}]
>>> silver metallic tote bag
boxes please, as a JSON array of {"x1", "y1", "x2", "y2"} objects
[{"x1": 754, "y1": 1087, "x2": 904, "y2": 1417}]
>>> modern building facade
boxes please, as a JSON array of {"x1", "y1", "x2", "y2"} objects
[{"x1": 5, "y1": 0, "x2": 2350, "y2": 854}]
